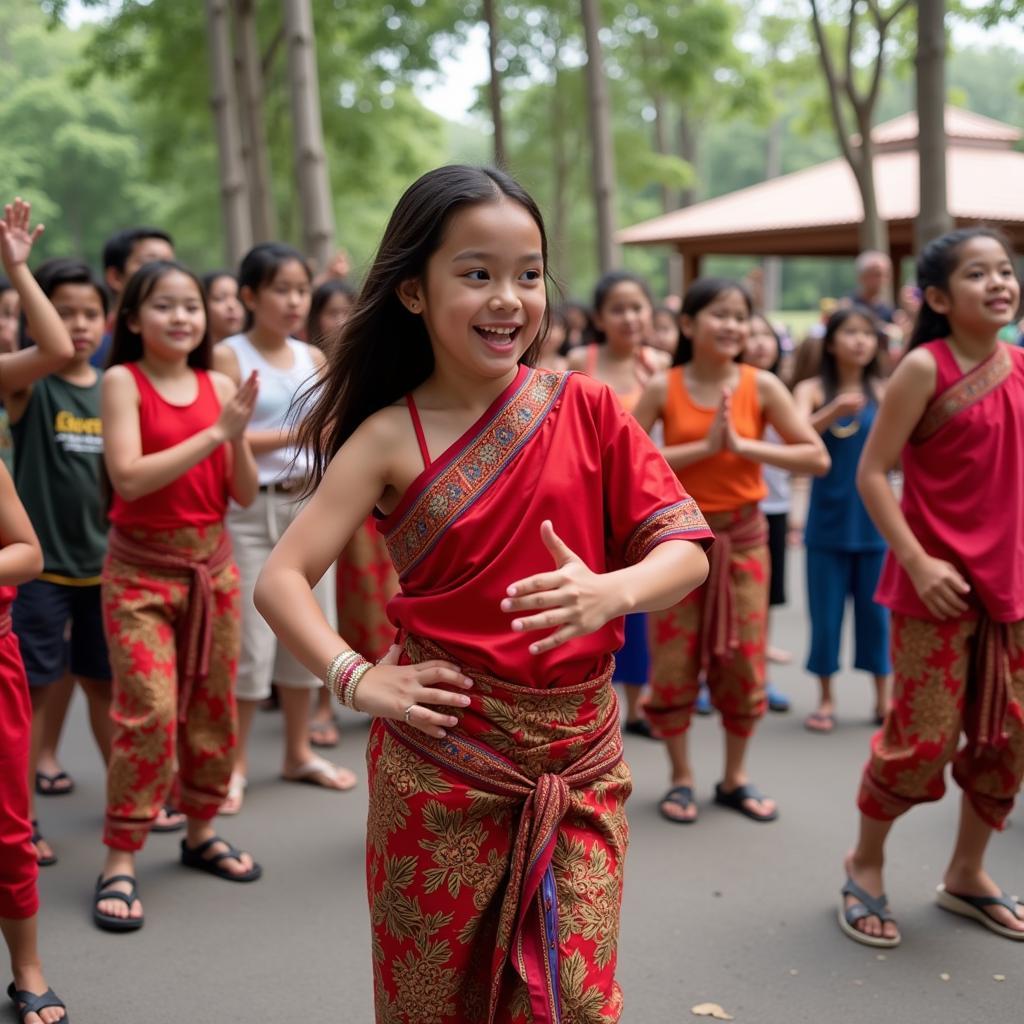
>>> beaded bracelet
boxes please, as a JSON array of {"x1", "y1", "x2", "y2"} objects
[
  {"x1": 342, "y1": 661, "x2": 374, "y2": 711},
  {"x1": 325, "y1": 650, "x2": 363, "y2": 703}
]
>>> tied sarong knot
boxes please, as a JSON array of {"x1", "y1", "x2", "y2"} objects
[{"x1": 107, "y1": 527, "x2": 234, "y2": 723}]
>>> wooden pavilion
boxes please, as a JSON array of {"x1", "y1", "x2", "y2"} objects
[{"x1": 616, "y1": 106, "x2": 1024, "y2": 284}]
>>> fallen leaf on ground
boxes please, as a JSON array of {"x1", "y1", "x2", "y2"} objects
[{"x1": 691, "y1": 1003, "x2": 734, "y2": 1021}]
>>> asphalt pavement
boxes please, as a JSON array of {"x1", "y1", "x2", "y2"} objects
[{"x1": 18, "y1": 550, "x2": 1024, "y2": 1023}]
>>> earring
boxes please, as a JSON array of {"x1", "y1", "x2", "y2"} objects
[{"x1": 409, "y1": 302, "x2": 420, "y2": 312}]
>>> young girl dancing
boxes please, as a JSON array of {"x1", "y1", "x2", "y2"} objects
[
  {"x1": 794, "y1": 306, "x2": 889, "y2": 734},
  {"x1": 0, "y1": 200, "x2": 71, "y2": 1024},
  {"x1": 93, "y1": 260, "x2": 262, "y2": 933},
  {"x1": 215, "y1": 243, "x2": 354, "y2": 804},
  {"x1": 256, "y1": 165, "x2": 712, "y2": 1023},
  {"x1": 570, "y1": 271, "x2": 670, "y2": 737},
  {"x1": 634, "y1": 279, "x2": 829, "y2": 825},
  {"x1": 841, "y1": 228, "x2": 1024, "y2": 947}
]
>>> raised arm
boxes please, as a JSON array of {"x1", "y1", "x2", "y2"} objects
[
  {"x1": 856, "y1": 349, "x2": 969, "y2": 620},
  {"x1": 733, "y1": 371, "x2": 830, "y2": 475},
  {"x1": 102, "y1": 365, "x2": 256, "y2": 502},
  {"x1": 0, "y1": 198, "x2": 74, "y2": 396},
  {"x1": 794, "y1": 376, "x2": 867, "y2": 434},
  {"x1": 0, "y1": 462, "x2": 43, "y2": 586}
]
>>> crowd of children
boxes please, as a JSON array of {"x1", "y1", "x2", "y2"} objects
[{"x1": 2, "y1": 171, "x2": 1024, "y2": 1023}]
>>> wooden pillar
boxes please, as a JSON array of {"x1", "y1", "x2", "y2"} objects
[{"x1": 682, "y1": 251, "x2": 702, "y2": 291}]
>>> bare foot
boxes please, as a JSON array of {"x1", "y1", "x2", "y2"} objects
[
  {"x1": 942, "y1": 866, "x2": 1024, "y2": 934},
  {"x1": 10, "y1": 963, "x2": 67, "y2": 1024},
  {"x1": 843, "y1": 852, "x2": 900, "y2": 942}
]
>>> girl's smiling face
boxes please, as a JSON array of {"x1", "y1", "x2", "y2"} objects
[
  {"x1": 206, "y1": 274, "x2": 245, "y2": 341},
  {"x1": 829, "y1": 313, "x2": 878, "y2": 368},
  {"x1": 243, "y1": 259, "x2": 312, "y2": 338},
  {"x1": 399, "y1": 198, "x2": 547, "y2": 383},
  {"x1": 130, "y1": 270, "x2": 207, "y2": 360},
  {"x1": 929, "y1": 236, "x2": 1020, "y2": 338},
  {"x1": 744, "y1": 316, "x2": 779, "y2": 370},
  {"x1": 594, "y1": 281, "x2": 652, "y2": 355},
  {"x1": 683, "y1": 287, "x2": 750, "y2": 364}
]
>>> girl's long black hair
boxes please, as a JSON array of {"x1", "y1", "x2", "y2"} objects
[
  {"x1": 673, "y1": 277, "x2": 753, "y2": 366},
  {"x1": 107, "y1": 260, "x2": 212, "y2": 370},
  {"x1": 907, "y1": 227, "x2": 1018, "y2": 351},
  {"x1": 296, "y1": 165, "x2": 552, "y2": 493},
  {"x1": 819, "y1": 305, "x2": 883, "y2": 403}
]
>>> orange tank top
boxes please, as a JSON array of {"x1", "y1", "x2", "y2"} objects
[{"x1": 662, "y1": 363, "x2": 767, "y2": 513}]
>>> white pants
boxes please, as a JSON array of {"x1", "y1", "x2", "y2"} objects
[{"x1": 228, "y1": 486, "x2": 336, "y2": 701}]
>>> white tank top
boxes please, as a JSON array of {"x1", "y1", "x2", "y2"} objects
[{"x1": 221, "y1": 333, "x2": 317, "y2": 484}]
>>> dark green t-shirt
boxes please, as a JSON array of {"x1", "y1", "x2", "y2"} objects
[{"x1": 12, "y1": 372, "x2": 107, "y2": 581}]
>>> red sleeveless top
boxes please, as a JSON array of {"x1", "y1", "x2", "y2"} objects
[
  {"x1": 876, "y1": 340, "x2": 1024, "y2": 622},
  {"x1": 109, "y1": 363, "x2": 230, "y2": 530}
]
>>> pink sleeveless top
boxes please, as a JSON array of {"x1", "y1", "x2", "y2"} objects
[{"x1": 875, "y1": 339, "x2": 1024, "y2": 622}]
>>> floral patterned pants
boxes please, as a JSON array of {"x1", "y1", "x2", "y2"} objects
[
  {"x1": 337, "y1": 519, "x2": 398, "y2": 662},
  {"x1": 101, "y1": 528, "x2": 241, "y2": 851},
  {"x1": 644, "y1": 542, "x2": 769, "y2": 738},
  {"x1": 858, "y1": 613, "x2": 1024, "y2": 831}
]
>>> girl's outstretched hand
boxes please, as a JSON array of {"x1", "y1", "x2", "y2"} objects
[
  {"x1": 906, "y1": 553, "x2": 970, "y2": 621},
  {"x1": 215, "y1": 370, "x2": 259, "y2": 441},
  {"x1": 502, "y1": 520, "x2": 620, "y2": 655},
  {"x1": 353, "y1": 644, "x2": 474, "y2": 739},
  {"x1": 0, "y1": 198, "x2": 44, "y2": 272}
]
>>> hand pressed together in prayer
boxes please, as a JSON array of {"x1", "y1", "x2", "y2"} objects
[
  {"x1": 502, "y1": 520, "x2": 624, "y2": 655},
  {"x1": 356, "y1": 645, "x2": 474, "y2": 739}
]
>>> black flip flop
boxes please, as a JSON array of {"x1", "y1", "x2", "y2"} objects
[
  {"x1": 624, "y1": 718, "x2": 655, "y2": 739},
  {"x1": 35, "y1": 770, "x2": 74, "y2": 796},
  {"x1": 180, "y1": 836, "x2": 262, "y2": 882},
  {"x1": 150, "y1": 805, "x2": 187, "y2": 833},
  {"x1": 658, "y1": 784, "x2": 698, "y2": 825},
  {"x1": 31, "y1": 821, "x2": 57, "y2": 867},
  {"x1": 93, "y1": 874, "x2": 144, "y2": 933},
  {"x1": 7, "y1": 981, "x2": 69, "y2": 1023},
  {"x1": 714, "y1": 782, "x2": 778, "y2": 822}
]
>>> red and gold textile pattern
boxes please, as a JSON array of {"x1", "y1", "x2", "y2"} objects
[
  {"x1": 645, "y1": 506, "x2": 769, "y2": 738},
  {"x1": 0, "y1": 586, "x2": 38, "y2": 920},
  {"x1": 337, "y1": 519, "x2": 399, "y2": 661},
  {"x1": 101, "y1": 526, "x2": 240, "y2": 851},
  {"x1": 858, "y1": 613, "x2": 1024, "y2": 831},
  {"x1": 366, "y1": 636, "x2": 630, "y2": 1024},
  {"x1": 376, "y1": 367, "x2": 713, "y2": 690}
]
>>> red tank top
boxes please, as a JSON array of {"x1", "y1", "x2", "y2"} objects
[
  {"x1": 109, "y1": 363, "x2": 230, "y2": 530},
  {"x1": 875, "y1": 340, "x2": 1024, "y2": 622}
]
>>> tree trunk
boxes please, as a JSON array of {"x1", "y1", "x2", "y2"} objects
[
  {"x1": 580, "y1": 0, "x2": 618, "y2": 273},
  {"x1": 231, "y1": 0, "x2": 277, "y2": 243},
  {"x1": 762, "y1": 117, "x2": 783, "y2": 312},
  {"x1": 483, "y1": 0, "x2": 506, "y2": 167},
  {"x1": 853, "y1": 123, "x2": 888, "y2": 253},
  {"x1": 677, "y1": 112, "x2": 698, "y2": 209},
  {"x1": 652, "y1": 92, "x2": 682, "y2": 295},
  {"x1": 551, "y1": 59, "x2": 571, "y2": 288},
  {"x1": 283, "y1": 0, "x2": 335, "y2": 268},
  {"x1": 915, "y1": 0, "x2": 951, "y2": 251},
  {"x1": 204, "y1": 0, "x2": 253, "y2": 267}
]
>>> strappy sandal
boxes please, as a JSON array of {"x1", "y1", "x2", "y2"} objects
[
  {"x1": 180, "y1": 836, "x2": 262, "y2": 882},
  {"x1": 93, "y1": 874, "x2": 144, "y2": 932},
  {"x1": 838, "y1": 876, "x2": 900, "y2": 948},
  {"x1": 31, "y1": 821, "x2": 57, "y2": 867},
  {"x1": 713, "y1": 782, "x2": 778, "y2": 822},
  {"x1": 936, "y1": 884, "x2": 1024, "y2": 940},
  {"x1": 7, "y1": 981, "x2": 68, "y2": 1022},
  {"x1": 150, "y1": 804, "x2": 186, "y2": 833},
  {"x1": 658, "y1": 785, "x2": 698, "y2": 824}
]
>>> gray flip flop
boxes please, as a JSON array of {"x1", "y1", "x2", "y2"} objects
[
  {"x1": 838, "y1": 876, "x2": 901, "y2": 948},
  {"x1": 936, "y1": 884, "x2": 1024, "y2": 940}
]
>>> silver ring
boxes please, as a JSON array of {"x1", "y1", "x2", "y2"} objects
[{"x1": 403, "y1": 704, "x2": 416, "y2": 724}]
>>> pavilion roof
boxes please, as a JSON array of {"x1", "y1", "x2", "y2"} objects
[{"x1": 617, "y1": 107, "x2": 1024, "y2": 256}]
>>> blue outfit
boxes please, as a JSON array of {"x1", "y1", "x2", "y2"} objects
[
  {"x1": 613, "y1": 613, "x2": 648, "y2": 686},
  {"x1": 804, "y1": 396, "x2": 891, "y2": 677}
]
